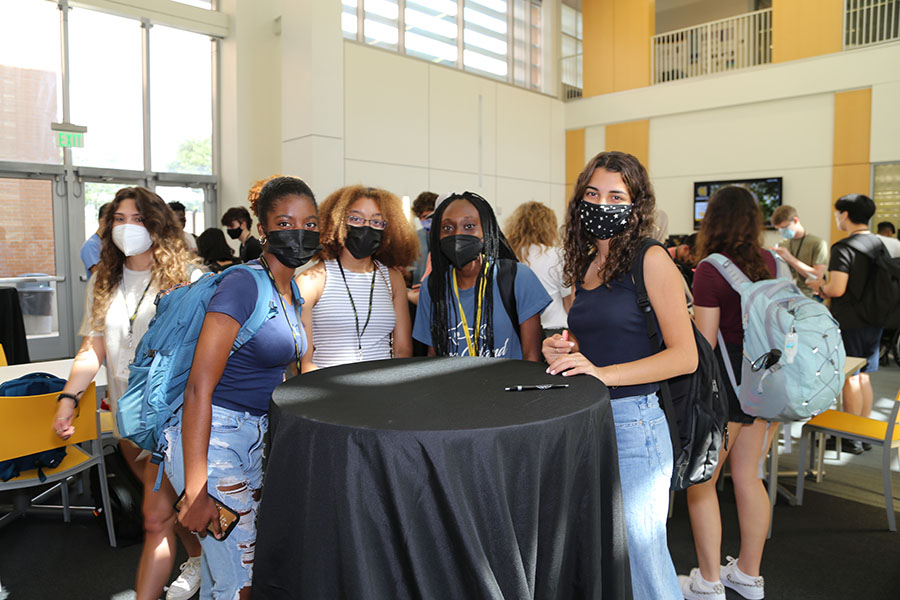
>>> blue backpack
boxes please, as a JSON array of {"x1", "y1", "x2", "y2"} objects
[
  {"x1": 116, "y1": 263, "x2": 295, "y2": 461},
  {"x1": 0, "y1": 373, "x2": 68, "y2": 482},
  {"x1": 699, "y1": 253, "x2": 846, "y2": 421}
]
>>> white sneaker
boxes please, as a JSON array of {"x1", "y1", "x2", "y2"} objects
[
  {"x1": 166, "y1": 555, "x2": 202, "y2": 600},
  {"x1": 678, "y1": 568, "x2": 725, "y2": 600},
  {"x1": 720, "y1": 556, "x2": 765, "y2": 599}
]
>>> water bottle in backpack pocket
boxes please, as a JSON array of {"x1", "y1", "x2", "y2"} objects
[{"x1": 700, "y1": 253, "x2": 846, "y2": 421}]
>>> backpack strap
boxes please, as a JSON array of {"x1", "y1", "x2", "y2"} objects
[
  {"x1": 772, "y1": 250, "x2": 791, "y2": 281},
  {"x1": 226, "y1": 264, "x2": 280, "y2": 353},
  {"x1": 697, "y1": 253, "x2": 752, "y2": 294},
  {"x1": 631, "y1": 238, "x2": 681, "y2": 456},
  {"x1": 497, "y1": 258, "x2": 520, "y2": 341}
]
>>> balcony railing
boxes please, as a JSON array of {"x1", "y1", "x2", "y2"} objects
[
  {"x1": 651, "y1": 8, "x2": 772, "y2": 85},
  {"x1": 560, "y1": 53, "x2": 583, "y2": 100},
  {"x1": 844, "y1": 0, "x2": 900, "y2": 48}
]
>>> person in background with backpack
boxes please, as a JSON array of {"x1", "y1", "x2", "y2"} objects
[
  {"x1": 296, "y1": 185, "x2": 418, "y2": 371},
  {"x1": 165, "y1": 176, "x2": 319, "y2": 599},
  {"x1": 808, "y1": 194, "x2": 883, "y2": 449},
  {"x1": 413, "y1": 191, "x2": 550, "y2": 360},
  {"x1": 543, "y1": 151, "x2": 697, "y2": 600},
  {"x1": 681, "y1": 186, "x2": 777, "y2": 600},
  {"x1": 52, "y1": 186, "x2": 204, "y2": 600}
]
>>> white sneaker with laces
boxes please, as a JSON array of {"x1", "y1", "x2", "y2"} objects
[
  {"x1": 720, "y1": 556, "x2": 765, "y2": 599},
  {"x1": 678, "y1": 567, "x2": 725, "y2": 600},
  {"x1": 166, "y1": 555, "x2": 202, "y2": 600}
]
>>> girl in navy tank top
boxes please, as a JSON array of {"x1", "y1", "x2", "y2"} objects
[{"x1": 544, "y1": 152, "x2": 698, "y2": 600}]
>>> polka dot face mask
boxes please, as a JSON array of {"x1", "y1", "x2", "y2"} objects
[{"x1": 579, "y1": 201, "x2": 633, "y2": 240}]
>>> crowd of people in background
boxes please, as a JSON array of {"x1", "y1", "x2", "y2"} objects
[{"x1": 58, "y1": 150, "x2": 897, "y2": 600}]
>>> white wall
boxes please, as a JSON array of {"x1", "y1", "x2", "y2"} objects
[{"x1": 343, "y1": 43, "x2": 566, "y2": 222}]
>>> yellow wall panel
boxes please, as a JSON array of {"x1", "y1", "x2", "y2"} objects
[
  {"x1": 566, "y1": 128, "x2": 587, "y2": 204},
  {"x1": 583, "y1": 0, "x2": 654, "y2": 97},
  {"x1": 830, "y1": 88, "x2": 872, "y2": 243},
  {"x1": 830, "y1": 164, "x2": 872, "y2": 243},
  {"x1": 606, "y1": 120, "x2": 650, "y2": 170},
  {"x1": 772, "y1": 0, "x2": 843, "y2": 63},
  {"x1": 583, "y1": 0, "x2": 615, "y2": 96}
]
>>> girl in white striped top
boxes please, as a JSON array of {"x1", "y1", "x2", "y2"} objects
[{"x1": 296, "y1": 186, "x2": 420, "y2": 371}]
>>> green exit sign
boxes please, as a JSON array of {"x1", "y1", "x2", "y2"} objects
[{"x1": 57, "y1": 131, "x2": 84, "y2": 148}]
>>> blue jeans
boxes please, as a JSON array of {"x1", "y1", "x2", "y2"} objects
[
  {"x1": 611, "y1": 392, "x2": 681, "y2": 600},
  {"x1": 163, "y1": 405, "x2": 268, "y2": 600}
]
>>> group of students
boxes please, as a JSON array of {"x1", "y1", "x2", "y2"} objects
[{"x1": 49, "y1": 150, "x2": 883, "y2": 600}]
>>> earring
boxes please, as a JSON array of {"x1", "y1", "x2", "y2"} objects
[{"x1": 260, "y1": 236, "x2": 267, "y2": 245}]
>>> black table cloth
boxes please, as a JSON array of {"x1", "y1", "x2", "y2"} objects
[{"x1": 253, "y1": 357, "x2": 631, "y2": 599}]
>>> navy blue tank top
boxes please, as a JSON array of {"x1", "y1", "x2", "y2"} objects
[{"x1": 567, "y1": 270, "x2": 659, "y2": 400}]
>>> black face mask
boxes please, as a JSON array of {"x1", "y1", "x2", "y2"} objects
[
  {"x1": 345, "y1": 226, "x2": 383, "y2": 259},
  {"x1": 226, "y1": 227, "x2": 242, "y2": 240},
  {"x1": 579, "y1": 201, "x2": 633, "y2": 240},
  {"x1": 440, "y1": 234, "x2": 484, "y2": 270},
  {"x1": 265, "y1": 228, "x2": 321, "y2": 268}
]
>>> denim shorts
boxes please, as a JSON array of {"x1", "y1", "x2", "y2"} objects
[
  {"x1": 163, "y1": 404, "x2": 268, "y2": 600},
  {"x1": 610, "y1": 392, "x2": 682, "y2": 600}
]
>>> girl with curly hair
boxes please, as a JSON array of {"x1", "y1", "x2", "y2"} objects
[
  {"x1": 412, "y1": 191, "x2": 550, "y2": 360},
  {"x1": 52, "y1": 186, "x2": 203, "y2": 600},
  {"x1": 505, "y1": 201, "x2": 572, "y2": 335},
  {"x1": 678, "y1": 186, "x2": 776, "y2": 600},
  {"x1": 297, "y1": 185, "x2": 418, "y2": 370},
  {"x1": 544, "y1": 151, "x2": 696, "y2": 599}
]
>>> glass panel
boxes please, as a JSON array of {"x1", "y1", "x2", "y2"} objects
[
  {"x1": 173, "y1": 0, "x2": 213, "y2": 8},
  {"x1": 512, "y1": 0, "x2": 527, "y2": 86},
  {"x1": 343, "y1": 0, "x2": 359, "y2": 39},
  {"x1": 529, "y1": 1, "x2": 541, "y2": 89},
  {"x1": 365, "y1": 0, "x2": 400, "y2": 50},
  {"x1": 151, "y1": 25, "x2": 212, "y2": 174},
  {"x1": 69, "y1": 8, "x2": 143, "y2": 170},
  {"x1": 83, "y1": 181, "x2": 125, "y2": 242},
  {"x1": 0, "y1": 177, "x2": 59, "y2": 337},
  {"x1": 874, "y1": 163, "x2": 900, "y2": 233},
  {"x1": 406, "y1": 0, "x2": 459, "y2": 64},
  {"x1": 156, "y1": 185, "x2": 205, "y2": 237},
  {"x1": 464, "y1": 0, "x2": 508, "y2": 78},
  {"x1": 0, "y1": 0, "x2": 62, "y2": 164}
]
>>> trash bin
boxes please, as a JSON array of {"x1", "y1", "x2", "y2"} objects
[{"x1": 16, "y1": 275, "x2": 55, "y2": 336}]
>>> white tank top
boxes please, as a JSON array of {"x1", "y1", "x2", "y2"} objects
[{"x1": 312, "y1": 259, "x2": 395, "y2": 368}]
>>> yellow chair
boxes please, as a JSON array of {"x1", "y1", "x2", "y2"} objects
[
  {"x1": 795, "y1": 389, "x2": 900, "y2": 531},
  {"x1": 0, "y1": 382, "x2": 118, "y2": 546},
  {"x1": 0, "y1": 343, "x2": 7, "y2": 367}
]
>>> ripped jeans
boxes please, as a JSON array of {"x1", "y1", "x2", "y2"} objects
[{"x1": 163, "y1": 405, "x2": 268, "y2": 600}]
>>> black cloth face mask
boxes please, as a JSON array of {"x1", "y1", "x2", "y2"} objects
[
  {"x1": 265, "y1": 228, "x2": 321, "y2": 268},
  {"x1": 345, "y1": 226, "x2": 383, "y2": 259},
  {"x1": 579, "y1": 201, "x2": 633, "y2": 240},
  {"x1": 440, "y1": 234, "x2": 484, "y2": 270},
  {"x1": 226, "y1": 227, "x2": 242, "y2": 240}
]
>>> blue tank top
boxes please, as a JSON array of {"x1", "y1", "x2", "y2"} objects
[{"x1": 567, "y1": 271, "x2": 659, "y2": 400}]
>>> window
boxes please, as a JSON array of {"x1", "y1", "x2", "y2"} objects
[
  {"x1": 0, "y1": 0, "x2": 63, "y2": 164},
  {"x1": 560, "y1": 3, "x2": 582, "y2": 99},
  {"x1": 156, "y1": 185, "x2": 206, "y2": 236},
  {"x1": 343, "y1": 0, "x2": 543, "y2": 90},
  {"x1": 150, "y1": 25, "x2": 213, "y2": 175},
  {"x1": 873, "y1": 163, "x2": 900, "y2": 232}
]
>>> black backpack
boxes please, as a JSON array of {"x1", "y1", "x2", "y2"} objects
[
  {"x1": 632, "y1": 239, "x2": 728, "y2": 491},
  {"x1": 91, "y1": 446, "x2": 145, "y2": 544},
  {"x1": 497, "y1": 258, "x2": 519, "y2": 339},
  {"x1": 843, "y1": 235, "x2": 900, "y2": 329},
  {"x1": 0, "y1": 373, "x2": 68, "y2": 483}
]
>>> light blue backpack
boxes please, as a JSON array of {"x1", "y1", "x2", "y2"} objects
[
  {"x1": 116, "y1": 263, "x2": 292, "y2": 468},
  {"x1": 700, "y1": 253, "x2": 846, "y2": 421}
]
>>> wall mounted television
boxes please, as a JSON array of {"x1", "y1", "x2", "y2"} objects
[{"x1": 693, "y1": 177, "x2": 783, "y2": 230}]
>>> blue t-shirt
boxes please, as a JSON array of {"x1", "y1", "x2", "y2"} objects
[
  {"x1": 80, "y1": 233, "x2": 102, "y2": 278},
  {"x1": 413, "y1": 262, "x2": 550, "y2": 359},
  {"x1": 206, "y1": 267, "x2": 306, "y2": 416}
]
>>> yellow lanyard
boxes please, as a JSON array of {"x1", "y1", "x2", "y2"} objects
[{"x1": 451, "y1": 260, "x2": 489, "y2": 357}]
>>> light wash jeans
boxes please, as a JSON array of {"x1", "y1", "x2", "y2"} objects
[
  {"x1": 611, "y1": 392, "x2": 681, "y2": 600},
  {"x1": 163, "y1": 405, "x2": 268, "y2": 600}
]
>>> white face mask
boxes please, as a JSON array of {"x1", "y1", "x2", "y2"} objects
[
  {"x1": 112, "y1": 223, "x2": 153, "y2": 257},
  {"x1": 834, "y1": 212, "x2": 843, "y2": 231}
]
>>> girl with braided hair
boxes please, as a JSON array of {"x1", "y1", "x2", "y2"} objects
[{"x1": 412, "y1": 192, "x2": 550, "y2": 360}]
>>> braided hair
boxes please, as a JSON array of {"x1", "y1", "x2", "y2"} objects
[{"x1": 427, "y1": 192, "x2": 517, "y2": 356}]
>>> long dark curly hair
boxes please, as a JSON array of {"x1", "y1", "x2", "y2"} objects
[
  {"x1": 427, "y1": 192, "x2": 517, "y2": 357},
  {"x1": 562, "y1": 151, "x2": 656, "y2": 286},
  {"x1": 695, "y1": 185, "x2": 771, "y2": 282}
]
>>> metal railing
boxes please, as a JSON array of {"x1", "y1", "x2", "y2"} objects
[
  {"x1": 560, "y1": 53, "x2": 582, "y2": 100},
  {"x1": 844, "y1": 0, "x2": 900, "y2": 49},
  {"x1": 651, "y1": 8, "x2": 772, "y2": 84}
]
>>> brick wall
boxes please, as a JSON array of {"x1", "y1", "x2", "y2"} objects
[{"x1": 0, "y1": 178, "x2": 56, "y2": 277}]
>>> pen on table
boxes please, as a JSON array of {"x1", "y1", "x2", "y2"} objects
[{"x1": 505, "y1": 384, "x2": 570, "y2": 392}]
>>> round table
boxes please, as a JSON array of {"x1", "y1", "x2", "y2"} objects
[{"x1": 252, "y1": 357, "x2": 631, "y2": 599}]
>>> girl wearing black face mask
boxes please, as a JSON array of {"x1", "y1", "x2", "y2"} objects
[
  {"x1": 543, "y1": 152, "x2": 697, "y2": 600},
  {"x1": 170, "y1": 176, "x2": 318, "y2": 598},
  {"x1": 411, "y1": 192, "x2": 550, "y2": 361},
  {"x1": 296, "y1": 185, "x2": 419, "y2": 371}
]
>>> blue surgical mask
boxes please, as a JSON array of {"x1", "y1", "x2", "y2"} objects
[
  {"x1": 421, "y1": 217, "x2": 432, "y2": 232},
  {"x1": 778, "y1": 226, "x2": 795, "y2": 240}
]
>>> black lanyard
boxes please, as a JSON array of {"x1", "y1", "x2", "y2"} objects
[
  {"x1": 259, "y1": 256, "x2": 302, "y2": 372},
  {"x1": 790, "y1": 234, "x2": 806, "y2": 261},
  {"x1": 336, "y1": 258, "x2": 377, "y2": 360},
  {"x1": 124, "y1": 280, "x2": 152, "y2": 338}
]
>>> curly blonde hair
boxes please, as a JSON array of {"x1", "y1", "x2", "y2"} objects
[
  {"x1": 91, "y1": 187, "x2": 196, "y2": 331},
  {"x1": 504, "y1": 201, "x2": 559, "y2": 264},
  {"x1": 316, "y1": 185, "x2": 419, "y2": 268}
]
